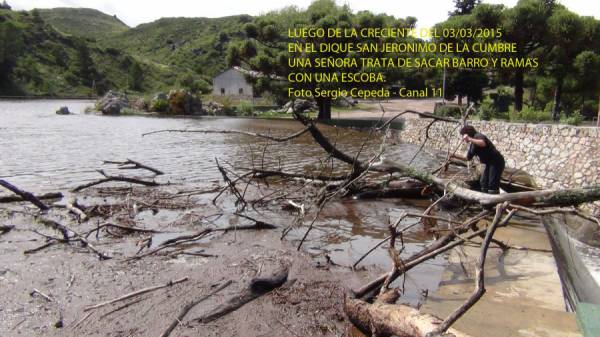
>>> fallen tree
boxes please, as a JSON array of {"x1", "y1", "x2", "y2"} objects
[
  {"x1": 0, "y1": 179, "x2": 50, "y2": 211},
  {"x1": 194, "y1": 267, "x2": 289, "y2": 323},
  {"x1": 345, "y1": 293, "x2": 473, "y2": 337},
  {"x1": 0, "y1": 191, "x2": 63, "y2": 204},
  {"x1": 198, "y1": 110, "x2": 600, "y2": 336}
]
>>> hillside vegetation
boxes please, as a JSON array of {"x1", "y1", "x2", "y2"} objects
[
  {"x1": 97, "y1": 15, "x2": 250, "y2": 78},
  {"x1": 0, "y1": 8, "x2": 183, "y2": 96},
  {"x1": 38, "y1": 7, "x2": 128, "y2": 39}
]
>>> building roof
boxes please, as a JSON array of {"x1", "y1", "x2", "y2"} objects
[{"x1": 213, "y1": 67, "x2": 284, "y2": 81}]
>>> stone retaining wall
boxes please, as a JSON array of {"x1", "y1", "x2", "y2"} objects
[{"x1": 396, "y1": 118, "x2": 600, "y2": 213}]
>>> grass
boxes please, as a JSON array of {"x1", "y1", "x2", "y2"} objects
[{"x1": 38, "y1": 8, "x2": 129, "y2": 39}]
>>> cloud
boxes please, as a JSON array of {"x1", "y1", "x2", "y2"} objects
[{"x1": 8, "y1": 0, "x2": 599, "y2": 28}]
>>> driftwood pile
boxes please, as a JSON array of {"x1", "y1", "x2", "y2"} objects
[{"x1": 140, "y1": 107, "x2": 600, "y2": 336}]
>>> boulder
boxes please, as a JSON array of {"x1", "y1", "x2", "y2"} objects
[
  {"x1": 203, "y1": 101, "x2": 224, "y2": 115},
  {"x1": 167, "y1": 89, "x2": 202, "y2": 115},
  {"x1": 280, "y1": 99, "x2": 318, "y2": 113},
  {"x1": 55, "y1": 106, "x2": 71, "y2": 115},
  {"x1": 98, "y1": 91, "x2": 129, "y2": 115}
]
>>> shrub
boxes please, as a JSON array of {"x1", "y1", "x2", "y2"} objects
[
  {"x1": 168, "y1": 90, "x2": 190, "y2": 114},
  {"x1": 510, "y1": 105, "x2": 552, "y2": 123},
  {"x1": 237, "y1": 101, "x2": 254, "y2": 116},
  {"x1": 560, "y1": 111, "x2": 584, "y2": 126},
  {"x1": 220, "y1": 97, "x2": 236, "y2": 116},
  {"x1": 434, "y1": 103, "x2": 462, "y2": 118},
  {"x1": 492, "y1": 86, "x2": 513, "y2": 112},
  {"x1": 478, "y1": 97, "x2": 496, "y2": 121},
  {"x1": 151, "y1": 98, "x2": 169, "y2": 113}
]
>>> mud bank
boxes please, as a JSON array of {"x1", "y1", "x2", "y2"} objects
[{"x1": 0, "y1": 188, "x2": 362, "y2": 337}]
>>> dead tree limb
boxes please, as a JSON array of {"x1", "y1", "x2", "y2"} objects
[
  {"x1": 352, "y1": 210, "x2": 462, "y2": 269},
  {"x1": 194, "y1": 267, "x2": 288, "y2": 323},
  {"x1": 142, "y1": 128, "x2": 308, "y2": 143},
  {"x1": 228, "y1": 213, "x2": 278, "y2": 231},
  {"x1": 345, "y1": 295, "x2": 473, "y2": 337},
  {"x1": 245, "y1": 167, "x2": 348, "y2": 182},
  {"x1": 159, "y1": 280, "x2": 233, "y2": 337},
  {"x1": 142, "y1": 127, "x2": 310, "y2": 142},
  {"x1": 72, "y1": 170, "x2": 159, "y2": 192},
  {"x1": 84, "y1": 277, "x2": 189, "y2": 312},
  {"x1": 83, "y1": 223, "x2": 164, "y2": 238},
  {"x1": 215, "y1": 159, "x2": 247, "y2": 211},
  {"x1": 0, "y1": 225, "x2": 14, "y2": 235},
  {"x1": 103, "y1": 159, "x2": 164, "y2": 175},
  {"x1": 66, "y1": 199, "x2": 87, "y2": 222},
  {"x1": 0, "y1": 192, "x2": 63, "y2": 204},
  {"x1": 509, "y1": 204, "x2": 600, "y2": 226},
  {"x1": 24, "y1": 241, "x2": 57, "y2": 255},
  {"x1": 293, "y1": 113, "x2": 600, "y2": 208},
  {"x1": 31, "y1": 288, "x2": 54, "y2": 302},
  {"x1": 36, "y1": 218, "x2": 111, "y2": 259},
  {"x1": 126, "y1": 230, "x2": 214, "y2": 260},
  {"x1": 352, "y1": 211, "x2": 489, "y2": 299},
  {"x1": 0, "y1": 179, "x2": 49, "y2": 211}
]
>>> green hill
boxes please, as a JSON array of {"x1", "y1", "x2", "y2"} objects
[
  {"x1": 99, "y1": 15, "x2": 251, "y2": 78},
  {"x1": 5, "y1": 7, "x2": 250, "y2": 95},
  {"x1": 38, "y1": 7, "x2": 128, "y2": 39},
  {"x1": 0, "y1": 8, "x2": 177, "y2": 96}
]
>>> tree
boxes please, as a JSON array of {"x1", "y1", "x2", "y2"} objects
[
  {"x1": 128, "y1": 61, "x2": 144, "y2": 91},
  {"x1": 72, "y1": 38, "x2": 96, "y2": 87},
  {"x1": 446, "y1": 70, "x2": 488, "y2": 105},
  {"x1": 449, "y1": 0, "x2": 482, "y2": 16},
  {"x1": 545, "y1": 9, "x2": 585, "y2": 120},
  {"x1": 228, "y1": 0, "x2": 400, "y2": 120},
  {"x1": 0, "y1": 21, "x2": 23, "y2": 90},
  {"x1": 502, "y1": 0, "x2": 553, "y2": 112},
  {"x1": 574, "y1": 51, "x2": 600, "y2": 121}
]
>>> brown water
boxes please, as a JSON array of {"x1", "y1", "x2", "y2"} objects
[{"x1": 0, "y1": 99, "x2": 446, "y2": 304}]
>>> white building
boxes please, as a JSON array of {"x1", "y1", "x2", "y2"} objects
[{"x1": 212, "y1": 67, "x2": 254, "y2": 98}]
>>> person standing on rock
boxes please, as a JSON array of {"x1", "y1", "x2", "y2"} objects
[{"x1": 458, "y1": 125, "x2": 505, "y2": 194}]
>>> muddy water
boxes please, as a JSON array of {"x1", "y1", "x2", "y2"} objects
[{"x1": 0, "y1": 100, "x2": 445, "y2": 304}]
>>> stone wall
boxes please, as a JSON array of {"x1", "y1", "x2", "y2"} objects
[{"x1": 396, "y1": 118, "x2": 600, "y2": 212}]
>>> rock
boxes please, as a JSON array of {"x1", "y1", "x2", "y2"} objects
[
  {"x1": 55, "y1": 106, "x2": 70, "y2": 115},
  {"x1": 132, "y1": 97, "x2": 148, "y2": 111},
  {"x1": 167, "y1": 89, "x2": 202, "y2": 115},
  {"x1": 97, "y1": 91, "x2": 129, "y2": 115},
  {"x1": 152, "y1": 92, "x2": 167, "y2": 102},
  {"x1": 280, "y1": 99, "x2": 318, "y2": 113},
  {"x1": 204, "y1": 101, "x2": 224, "y2": 115}
]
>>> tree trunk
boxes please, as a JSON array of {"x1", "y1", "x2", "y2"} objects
[
  {"x1": 552, "y1": 79, "x2": 563, "y2": 121},
  {"x1": 317, "y1": 97, "x2": 332, "y2": 120},
  {"x1": 345, "y1": 296, "x2": 473, "y2": 337},
  {"x1": 457, "y1": 95, "x2": 463, "y2": 106},
  {"x1": 514, "y1": 68, "x2": 524, "y2": 112}
]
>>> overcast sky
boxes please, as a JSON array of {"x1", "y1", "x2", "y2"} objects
[{"x1": 9, "y1": 0, "x2": 599, "y2": 29}]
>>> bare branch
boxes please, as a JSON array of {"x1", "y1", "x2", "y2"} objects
[{"x1": 142, "y1": 127, "x2": 310, "y2": 142}]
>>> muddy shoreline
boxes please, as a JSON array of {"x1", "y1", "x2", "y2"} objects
[{"x1": 0, "y1": 184, "x2": 396, "y2": 337}]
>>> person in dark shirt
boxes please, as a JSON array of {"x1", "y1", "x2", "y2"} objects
[{"x1": 459, "y1": 125, "x2": 505, "y2": 194}]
